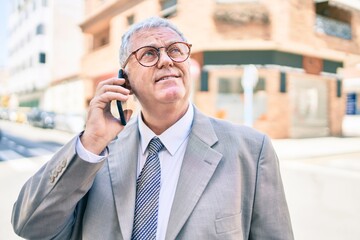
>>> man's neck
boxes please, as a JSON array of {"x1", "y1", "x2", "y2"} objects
[{"x1": 141, "y1": 102, "x2": 190, "y2": 135}]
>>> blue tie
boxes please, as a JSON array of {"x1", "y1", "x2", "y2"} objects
[{"x1": 132, "y1": 137, "x2": 164, "y2": 240}]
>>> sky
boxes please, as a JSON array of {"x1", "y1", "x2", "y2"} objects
[{"x1": 0, "y1": 0, "x2": 10, "y2": 68}]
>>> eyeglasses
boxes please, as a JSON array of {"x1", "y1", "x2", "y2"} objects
[{"x1": 123, "y1": 41, "x2": 192, "y2": 68}]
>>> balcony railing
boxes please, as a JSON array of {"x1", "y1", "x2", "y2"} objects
[{"x1": 315, "y1": 14, "x2": 352, "y2": 40}]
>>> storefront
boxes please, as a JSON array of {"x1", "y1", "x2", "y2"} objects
[{"x1": 192, "y1": 50, "x2": 344, "y2": 138}]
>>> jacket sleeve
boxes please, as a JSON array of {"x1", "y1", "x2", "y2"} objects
[
  {"x1": 249, "y1": 135, "x2": 294, "y2": 240},
  {"x1": 11, "y1": 136, "x2": 105, "y2": 240}
]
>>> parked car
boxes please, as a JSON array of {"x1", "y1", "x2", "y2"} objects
[{"x1": 27, "y1": 108, "x2": 56, "y2": 129}]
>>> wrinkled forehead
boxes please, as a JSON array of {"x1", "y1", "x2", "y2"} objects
[{"x1": 129, "y1": 27, "x2": 184, "y2": 51}]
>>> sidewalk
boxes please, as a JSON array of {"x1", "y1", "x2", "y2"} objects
[
  {"x1": 272, "y1": 137, "x2": 360, "y2": 240},
  {"x1": 272, "y1": 137, "x2": 360, "y2": 175},
  {"x1": 272, "y1": 136, "x2": 360, "y2": 160}
]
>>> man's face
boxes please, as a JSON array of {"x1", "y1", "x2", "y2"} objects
[{"x1": 124, "y1": 27, "x2": 191, "y2": 111}]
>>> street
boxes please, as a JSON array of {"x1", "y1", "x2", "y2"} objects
[
  {"x1": 0, "y1": 130, "x2": 63, "y2": 161},
  {"x1": 0, "y1": 120, "x2": 75, "y2": 240},
  {"x1": 1, "y1": 120, "x2": 360, "y2": 240}
]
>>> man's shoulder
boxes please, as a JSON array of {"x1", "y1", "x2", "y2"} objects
[
  {"x1": 193, "y1": 107, "x2": 267, "y2": 144},
  {"x1": 209, "y1": 116, "x2": 265, "y2": 139}
]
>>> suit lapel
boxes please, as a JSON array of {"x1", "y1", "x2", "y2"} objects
[
  {"x1": 165, "y1": 109, "x2": 223, "y2": 240},
  {"x1": 107, "y1": 119, "x2": 139, "y2": 240}
]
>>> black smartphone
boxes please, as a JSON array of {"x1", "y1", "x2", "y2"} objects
[{"x1": 117, "y1": 69, "x2": 127, "y2": 126}]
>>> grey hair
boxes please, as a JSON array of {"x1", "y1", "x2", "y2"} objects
[{"x1": 119, "y1": 16, "x2": 187, "y2": 67}]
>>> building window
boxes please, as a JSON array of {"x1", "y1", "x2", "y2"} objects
[
  {"x1": 127, "y1": 15, "x2": 135, "y2": 26},
  {"x1": 219, "y1": 77, "x2": 242, "y2": 93},
  {"x1": 218, "y1": 76, "x2": 265, "y2": 94},
  {"x1": 200, "y1": 70, "x2": 209, "y2": 91},
  {"x1": 126, "y1": 14, "x2": 135, "y2": 26},
  {"x1": 346, "y1": 93, "x2": 358, "y2": 115},
  {"x1": 160, "y1": 0, "x2": 177, "y2": 18},
  {"x1": 314, "y1": 1, "x2": 352, "y2": 40},
  {"x1": 93, "y1": 28, "x2": 109, "y2": 50},
  {"x1": 215, "y1": 74, "x2": 266, "y2": 124},
  {"x1": 36, "y1": 24, "x2": 45, "y2": 35},
  {"x1": 39, "y1": 52, "x2": 46, "y2": 63}
]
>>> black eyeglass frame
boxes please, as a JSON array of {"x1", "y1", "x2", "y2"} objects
[{"x1": 122, "y1": 41, "x2": 192, "y2": 68}]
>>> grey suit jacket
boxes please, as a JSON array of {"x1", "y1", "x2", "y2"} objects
[{"x1": 12, "y1": 108, "x2": 294, "y2": 240}]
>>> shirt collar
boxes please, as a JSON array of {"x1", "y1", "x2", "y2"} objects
[{"x1": 138, "y1": 103, "x2": 194, "y2": 156}]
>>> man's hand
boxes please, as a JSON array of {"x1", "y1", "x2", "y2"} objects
[{"x1": 80, "y1": 77, "x2": 132, "y2": 155}]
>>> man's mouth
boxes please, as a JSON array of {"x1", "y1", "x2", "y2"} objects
[{"x1": 156, "y1": 75, "x2": 179, "y2": 82}]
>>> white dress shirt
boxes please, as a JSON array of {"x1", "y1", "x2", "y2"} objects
[{"x1": 76, "y1": 104, "x2": 194, "y2": 240}]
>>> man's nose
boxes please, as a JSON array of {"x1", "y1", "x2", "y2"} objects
[{"x1": 156, "y1": 48, "x2": 173, "y2": 68}]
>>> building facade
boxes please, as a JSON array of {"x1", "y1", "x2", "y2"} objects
[
  {"x1": 0, "y1": 67, "x2": 9, "y2": 108},
  {"x1": 7, "y1": 0, "x2": 85, "y2": 121},
  {"x1": 8, "y1": 0, "x2": 51, "y2": 108},
  {"x1": 79, "y1": 0, "x2": 360, "y2": 138}
]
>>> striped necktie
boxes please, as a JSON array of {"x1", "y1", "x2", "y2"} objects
[{"x1": 132, "y1": 137, "x2": 164, "y2": 240}]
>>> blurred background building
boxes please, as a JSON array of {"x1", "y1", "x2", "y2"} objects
[
  {"x1": 2, "y1": 0, "x2": 360, "y2": 138},
  {"x1": 5, "y1": 0, "x2": 85, "y2": 132}
]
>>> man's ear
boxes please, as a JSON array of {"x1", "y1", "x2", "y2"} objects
[{"x1": 122, "y1": 70, "x2": 133, "y2": 94}]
